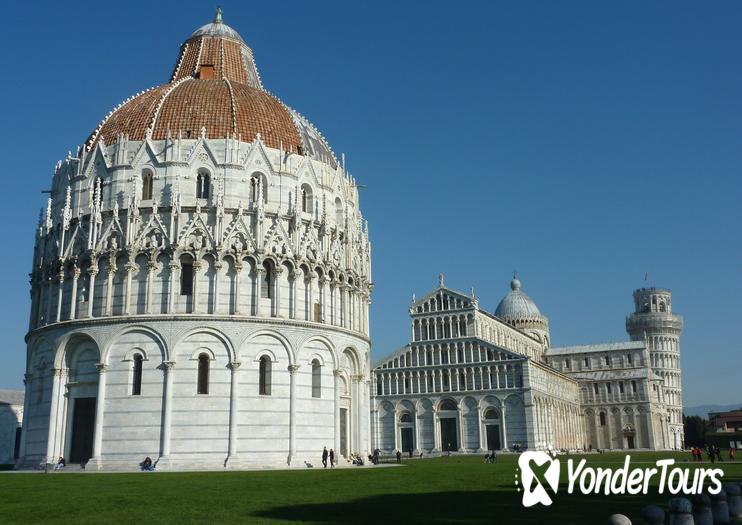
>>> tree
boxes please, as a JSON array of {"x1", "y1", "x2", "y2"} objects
[{"x1": 683, "y1": 415, "x2": 709, "y2": 446}]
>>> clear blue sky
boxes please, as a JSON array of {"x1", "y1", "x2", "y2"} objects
[{"x1": 1, "y1": 1, "x2": 740, "y2": 407}]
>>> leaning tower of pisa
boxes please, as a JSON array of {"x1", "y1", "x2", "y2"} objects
[{"x1": 626, "y1": 287, "x2": 684, "y2": 449}]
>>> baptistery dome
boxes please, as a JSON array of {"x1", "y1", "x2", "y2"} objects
[
  {"x1": 87, "y1": 8, "x2": 336, "y2": 167},
  {"x1": 21, "y1": 10, "x2": 371, "y2": 471}
]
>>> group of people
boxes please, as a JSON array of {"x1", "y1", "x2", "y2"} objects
[
  {"x1": 483, "y1": 451, "x2": 497, "y2": 463},
  {"x1": 321, "y1": 447, "x2": 336, "y2": 468},
  {"x1": 690, "y1": 445, "x2": 735, "y2": 463}
]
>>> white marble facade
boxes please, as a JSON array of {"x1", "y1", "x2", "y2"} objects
[
  {"x1": 20, "y1": 14, "x2": 372, "y2": 470},
  {"x1": 0, "y1": 390, "x2": 23, "y2": 465},
  {"x1": 372, "y1": 278, "x2": 683, "y2": 453}
]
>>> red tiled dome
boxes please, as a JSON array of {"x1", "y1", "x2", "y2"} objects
[{"x1": 86, "y1": 10, "x2": 336, "y2": 166}]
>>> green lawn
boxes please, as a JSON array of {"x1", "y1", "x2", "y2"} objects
[{"x1": 2, "y1": 452, "x2": 741, "y2": 524}]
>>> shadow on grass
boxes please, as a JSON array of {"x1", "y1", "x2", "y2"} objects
[
  {"x1": 254, "y1": 491, "x2": 504, "y2": 524},
  {"x1": 252, "y1": 489, "x2": 655, "y2": 524}
]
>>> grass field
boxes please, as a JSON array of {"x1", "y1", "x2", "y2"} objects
[{"x1": 2, "y1": 452, "x2": 741, "y2": 524}]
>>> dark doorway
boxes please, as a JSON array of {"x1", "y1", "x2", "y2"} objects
[
  {"x1": 401, "y1": 427, "x2": 414, "y2": 453},
  {"x1": 440, "y1": 418, "x2": 458, "y2": 451},
  {"x1": 69, "y1": 397, "x2": 96, "y2": 464},
  {"x1": 339, "y1": 408, "x2": 348, "y2": 457},
  {"x1": 486, "y1": 425, "x2": 501, "y2": 451},
  {"x1": 626, "y1": 435, "x2": 635, "y2": 449},
  {"x1": 13, "y1": 427, "x2": 21, "y2": 460}
]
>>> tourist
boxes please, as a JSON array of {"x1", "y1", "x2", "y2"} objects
[
  {"x1": 483, "y1": 452, "x2": 490, "y2": 463},
  {"x1": 140, "y1": 457, "x2": 155, "y2": 471},
  {"x1": 730, "y1": 447, "x2": 736, "y2": 461},
  {"x1": 54, "y1": 456, "x2": 66, "y2": 471},
  {"x1": 329, "y1": 448, "x2": 335, "y2": 468},
  {"x1": 491, "y1": 451, "x2": 497, "y2": 464},
  {"x1": 716, "y1": 445, "x2": 723, "y2": 462},
  {"x1": 396, "y1": 450, "x2": 402, "y2": 463},
  {"x1": 708, "y1": 446, "x2": 715, "y2": 463},
  {"x1": 419, "y1": 452, "x2": 423, "y2": 459},
  {"x1": 322, "y1": 446, "x2": 328, "y2": 468}
]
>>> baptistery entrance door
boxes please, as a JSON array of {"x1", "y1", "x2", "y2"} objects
[
  {"x1": 69, "y1": 397, "x2": 96, "y2": 463},
  {"x1": 401, "y1": 428, "x2": 414, "y2": 453},
  {"x1": 440, "y1": 418, "x2": 458, "y2": 452},
  {"x1": 486, "y1": 425, "x2": 501, "y2": 451}
]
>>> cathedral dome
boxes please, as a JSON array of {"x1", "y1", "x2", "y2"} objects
[
  {"x1": 495, "y1": 277, "x2": 542, "y2": 320},
  {"x1": 85, "y1": 8, "x2": 337, "y2": 167}
]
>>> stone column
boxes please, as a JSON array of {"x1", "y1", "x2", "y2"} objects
[
  {"x1": 160, "y1": 361, "x2": 175, "y2": 460},
  {"x1": 104, "y1": 264, "x2": 115, "y2": 316},
  {"x1": 457, "y1": 407, "x2": 465, "y2": 451},
  {"x1": 393, "y1": 409, "x2": 399, "y2": 451},
  {"x1": 255, "y1": 267, "x2": 264, "y2": 317},
  {"x1": 333, "y1": 369, "x2": 342, "y2": 456},
  {"x1": 273, "y1": 267, "x2": 282, "y2": 317},
  {"x1": 168, "y1": 263, "x2": 179, "y2": 314},
  {"x1": 414, "y1": 407, "x2": 421, "y2": 453},
  {"x1": 145, "y1": 261, "x2": 157, "y2": 314},
  {"x1": 501, "y1": 404, "x2": 509, "y2": 451},
  {"x1": 45, "y1": 368, "x2": 65, "y2": 463},
  {"x1": 88, "y1": 265, "x2": 98, "y2": 317},
  {"x1": 191, "y1": 261, "x2": 201, "y2": 314},
  {"x1": 213, "y1": 261, "x2": 222, "y2": 315},
  {"x1": 289, "y1": 270, "x2": 298, "y2": 319},
  {"x1": 89, "y1": 363, "x2": 108, "y2": 469},
  {"x1": 55, "y1": 270, "x2": 65, "y2": 322},
  {"x1": 432, "y1": 409, "x2": 441, "y2": 451},
  {"x1": 227, "y1": 361, "x2": 241, "y2": 465},
  {"x1": 124, "y1": 261, "x2": 135, "y2": 315},
  {"x1": 17, "y1": 373, "x2": 33, "y2": 463},
  {"x1": 288, "y1": 364, "x2": 300, "y2": 465},
  {"x1": 478, "y1": 408, "x2": 486, "y2": 451},
  {"x1": 69, "y1": 267, "x2": 80, "y2": 320},
  {"x1": 234, "y1": 263, "x2": 242, "y2": 315}
]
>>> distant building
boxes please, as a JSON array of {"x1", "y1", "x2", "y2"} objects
[
  {"x1": 371, "y1": 277, "x2": 683, "y2": 453},
  {"x1": 706, "y1": 409, "x2": 742, "y2": 450},
  {"x1": 0, "y1": 390, "x2": 23, "y2": 465}
]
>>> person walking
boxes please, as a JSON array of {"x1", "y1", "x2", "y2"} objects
[
  {"x1": 329, "y1": 448, "x2": 335, "y2": 468},
  {"x1": 729, "y1": 447, "x2": 736, "y2": 461},
  {"x1": 396, "y1": 450, "x2": 402, "y2": 464},
  {"x1": 322, "y1": 446, "x2": 329, "y2": 468}
]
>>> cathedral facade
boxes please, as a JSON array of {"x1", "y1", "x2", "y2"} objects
[
  {"x1": 20, "y1": 11, "x2": 372, "y2": 470},
  {"x1": 371, "y1": 278, "x2": 683, "y2": 453}
]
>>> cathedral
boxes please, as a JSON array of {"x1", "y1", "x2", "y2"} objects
[
  {"x1": 20, "y1": 10, "x2": 372, "y2": 470},
  {"x1": 371, "y1": 277, "x2": 684, "y2": 453}
]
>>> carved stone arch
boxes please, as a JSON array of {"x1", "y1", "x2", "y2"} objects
[
  {"x1": 101, "y1": 325, "x2": 168, "y2": 364},
  {"x1": 27, "y1": 336, "x2": 53, "y2": 372},
  {"x1": 437, "y1": 398, "x2": 459, "y2": 411},
  {"x1": 171, "y1": 326, "x2": 235, "y2": 363},
  {"x1": 238, "y1": 329, "x2": 295, "y2": 365},
  {"x1": 340, "y1": 346, "x2": 362, "y2": 375},
  {"x1": 297, "y1": 334, "x2": 338, "y2": 368},
  {"x1": 53, "y1": 330, "x2": 102, "y2": 369}
]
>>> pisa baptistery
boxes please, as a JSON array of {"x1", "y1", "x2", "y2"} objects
[{"x1": 20, "y1": 9, "x2": 372, "y2": 470}]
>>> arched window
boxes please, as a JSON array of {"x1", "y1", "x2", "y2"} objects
[
  {"x1": 197, "y1": 353, "x2": 210, "y2": 394},
  {"x1": 95, "y1": 176, "x2": 105, "y2": 204},
  {"x1": 599, "y1": 412, "x2": 607, "y2": 426},
  {"x1": 261, "y1": 261, "x2": 273, "y2": 299},
  {"x1": 439, "y1": 399, "x2": 457, "y2": 411},
  {"x1": 311, "y1": 359, "x2": 321, "y2": 398},
  {"x1": 180, "y1": 259, "x2": 194, "y2": 296},
  {"x1": 301, "y1": 183, "x2": 313, "y2": 214},
  {"x1": 251, "y1": 173, "x2": 268, "y2": 204},
  {"x1": 400, "y1": 413, "x2": 412, "y2": 423},
  {"x1": 335, "y1": 197, "x2": 343, "y2": 226},
  {"x1": 132, "y1": 354, "x2": 143, "y2": 396},
  {"x1": 484, "y1": 408, "x2": 499, "y2": 420},
  {"x1": 259, "y1": 356, "x2": 272, "y2": 395},
  {"x1": 142, "y1": 170, "x2": 153, "y2": 200},
  {"x1": 196, "y1": 170, "x2": 210, "y2": 199}
]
